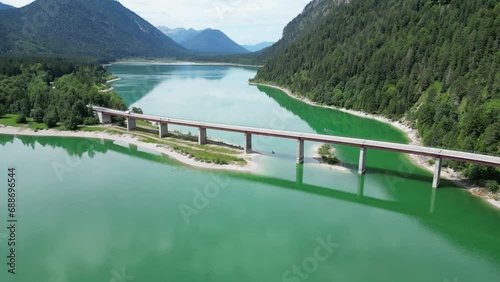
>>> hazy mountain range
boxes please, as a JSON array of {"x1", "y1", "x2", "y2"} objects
[
  {"x1": 242, "y1": 42, "x2": 274, "y2": 52},
  {"x1": 158, "y1": 26, "x2": 249, "y2": 55},
  {"x1": 0, "y1": 0, "x2": 186, "y2": 59},
  {"x1": 0, "y1": 0, "x2": 282, "y2": 58}
]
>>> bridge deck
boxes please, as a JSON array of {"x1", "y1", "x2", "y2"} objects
[{"x1": 92, "y1": 106, "x2": 500, "y2": 167}]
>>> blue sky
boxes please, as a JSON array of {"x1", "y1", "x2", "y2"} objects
[{"x1": 4, "y1": 0, "x2": 311, "y2": 45}]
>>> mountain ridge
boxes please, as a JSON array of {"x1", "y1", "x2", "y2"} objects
[
  {"x1": 0, "y1": 2, "x2": 14, "y2": 10},
  {"x1": 158, "y1": 26, "x2": 200, "y2": 44},
  {"x1": 0, "y1": 0, "x2": 186, "y2": 59},
  {"x1": 252, "y1": 0, "x2": 348, "y2": 64}
]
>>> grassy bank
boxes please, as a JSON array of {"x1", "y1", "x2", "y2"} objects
[{"x1": 0, "y1": 114, "x2": 62, "y2": 131}]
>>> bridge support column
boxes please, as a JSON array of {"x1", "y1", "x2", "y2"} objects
[
  {"x1": 159, "y1": 123, "x2": 168, "y2": 137},
  {"x1": 244, "y1": 133, "x2": 252, "y2": 154},
  {"x1": 297, "y1": 139, "x2": 304, "y2": 164},
  {"x1": 358, "y1": 147, "x2": 367, "y2": 174},
  {"x1": 198, "y1": 128, "x2": 207, "y2": 145},
  {"x1": 96, "y1": 112, "x2": 112, "y2": 124},
  {"x1": 432, "y1": 158, "x2": 442, "y2": 188},
  {"x1": 127, "y1": 118, "x2": 136, "y2": 131}
]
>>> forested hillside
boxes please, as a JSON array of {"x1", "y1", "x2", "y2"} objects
[
  {"x1": 254, "y1": 0, "x2": 499, "y2": 184},
  {"x1": 0, "y1": 0, "x2": 186, "y2": 59},
  {"x1": 0, "y1": 58, "x2": 126, "y2": 129}
]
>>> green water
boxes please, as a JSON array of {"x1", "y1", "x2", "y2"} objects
[{"x1": 0, "y1": 64, "x2": 499, "y2": 282}]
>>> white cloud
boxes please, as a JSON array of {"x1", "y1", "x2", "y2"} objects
[
  {"x1": 3, "y1": 0, "x2": 311, "y2": 45},
  {"x1": 2, "y1": 0, "x2": 31, "y2": 7}
]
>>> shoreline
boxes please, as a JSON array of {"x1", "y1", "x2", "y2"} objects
[
  {"x1": 98, "y1": 87, "x2": 115, "y2": 93},
  {"x1": 108, "y1": 60, "x2": 262, "y2": 68},
  {"x1": 106, "y1": 77, "x2": 122, "y2": 83},
  {"x1": 250, "y1": 82, "x2": 500, "y2": 208},
  {"x1": 0, "y1": 125, "x2": 259, "y2": 173}
]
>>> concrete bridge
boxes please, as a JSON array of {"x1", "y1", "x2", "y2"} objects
[{"x1": 93, "y1": 106, "x2": 500, "y2": 188}]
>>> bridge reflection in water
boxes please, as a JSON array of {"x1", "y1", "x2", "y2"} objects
[
  {"x1": 293, "y1": 164, "x2": 436, "y2": 216},
  {"x1": 4, "y1": 134, "x2": 499, "y2": 264}
]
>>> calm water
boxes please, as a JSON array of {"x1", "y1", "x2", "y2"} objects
[{"x1": 0, "y1": 64, "x2": 499, "y2": 282}]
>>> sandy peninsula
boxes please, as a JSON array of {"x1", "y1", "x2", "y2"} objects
[{"x1": 0, "y1": 125, "x2": 259, "y2": 173}]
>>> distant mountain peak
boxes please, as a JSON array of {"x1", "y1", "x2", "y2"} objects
[
  {"x1": 157, "y1": 26, "x2": 201, "y2": 44},
  {"x1": 158, "y1": 26, "x2": 249, "y2": 55}
]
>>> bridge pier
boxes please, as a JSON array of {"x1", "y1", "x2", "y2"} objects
[
  {"x1": 358, "y1": 147, "x2": 367, "y2": 174},
  {"x1": 127, "y1": 118, "x2": 136, "y2": 131},
  {"x1": 297, "y1": 139, "x2": 305, "y2": 164},
  {"x1": 96, "y1": 112, "x2": 112, "y2": 124},
  {"x1": 159, "y1": 123, "x2": 168, "y2": 137},
  {"x1": 199, "y1": 128, "x2": 207, "y2": 145},
  {"x1": 244, "y1": 133, "x2": 252, "y2": 154},
  {"x1": 432, "y1": 158, "x2": 442, "y2": 188}
]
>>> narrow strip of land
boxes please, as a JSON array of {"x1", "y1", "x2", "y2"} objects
[{"x1": 0, "y1": 125, "x2": 259, "y2": 172}]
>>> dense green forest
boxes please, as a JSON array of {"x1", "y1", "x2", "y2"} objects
[
  {"x1": 0, "y1": 58, "x2": 126, "y2": 129},
  {"x1": 254, "y1": 0, "x2": 499, "y2": 187}
]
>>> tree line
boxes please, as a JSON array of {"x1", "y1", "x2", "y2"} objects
[{"x1": 0, "y1": 58, "x2": 126, "y2": 130}]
